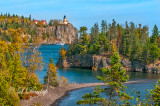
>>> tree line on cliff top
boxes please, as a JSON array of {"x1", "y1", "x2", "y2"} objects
[
  {"x1": 0, "y1": 13, "x2": 60, "y2": 43},
  {"x1": 77, "y1": 51, "x2": 160, "y2": 105},
  {"x1": 68, "y1": 19, "x2": 160, "y2": 64},
  {"x1": 68, "y1": 20, "x2": 160, "y2": 105},
  {"x1": 75, "y1": 42, "x2": 160, "y2": 105}
]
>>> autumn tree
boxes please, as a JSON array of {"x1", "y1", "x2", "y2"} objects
[
  {"x1": 0, "y1": 73, "x2": 19, "y2": 106},
  {"x1": 0, "y1": 27, "x2": 43, "y2": 104},
  {"x1": 133, "y1": 80, "x2": 160, "y2": 105},
  {"x1": 44, "y1": 58, "x2": 59, "y2": 87},
  {"x1": 59, "y1": 46, "x2": 67, "y2": 59}
]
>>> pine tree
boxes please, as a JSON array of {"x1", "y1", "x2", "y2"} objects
[
  {"x1": 150, "y1": 44, "x2": 160, "y2": 63},
  {"x1": 101, "y1": 20, "x2": 107, "y2": 34},
  {"x1": 29, "y1": 14, "x2": 31, "y2": 20},
  {"x1": 77, "y1": 52, "x2": 133, "y2": 105},
  {"x1": 150, "y1": 25, "x2": 159, "y2": 44},
  {"x1": 79, "y1": 26, "x2": 87, "y2": 37}
]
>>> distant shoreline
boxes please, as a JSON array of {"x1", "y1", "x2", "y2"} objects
[{"x1": 20, "y1": 80, "x2": 144, "y2": 106}]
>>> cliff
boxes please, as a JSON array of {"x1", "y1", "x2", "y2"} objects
[
  {"x1": 36, "y1": 24, "x2": 78, "y2": 44},
  {"x1": 57, "y1": 54, "x2": 93, "y2": 69},
  {"x1": 55, "y1": 24, "x2": 78, "y2": 44},
  {"x1": 56, "y1": 54, "x2": 131, "y2": 71},
  {"x1": 56, "y1": 54, "x2": 160, "y2": 73}
]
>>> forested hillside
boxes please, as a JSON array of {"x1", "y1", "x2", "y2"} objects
[
  {"x1": 0, "y1": 13, "x2": 78, "y2": 44},
  {"x1": 0, "y1": 13, "x2": 45, "y2": 43},
  {"x1": 0, "y1": 13, "x2": 45, "y2": 105},
  {"x1": 68, "y1": 19, "x2": 160, "y2": 64}
]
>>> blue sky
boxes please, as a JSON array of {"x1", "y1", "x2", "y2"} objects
[{"x1": 0, "y1": 0, "x2": 160, "y2": 35}]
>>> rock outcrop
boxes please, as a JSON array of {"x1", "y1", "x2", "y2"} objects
[
  {"x1": 36, "y1": 16, "x2": 78, "y2": 44},
  {"x1": 55, "y1": 24, "x2": 78, "y2": 44},
  {"x1": 57, "y1": 54, "x2": 93, "y2": 69},
  {"x1": 36, "y1": 24, "x2": 78, "y2": 44},
  {"x1": 56, "y1": 54, "x2": 131, "y2": 71},
  {"x1": 145, "y1": 62, "x2": 160, "y2": 73},
  {"x1": 56, "y1": 54, "x2": 160, "y2": 73}
]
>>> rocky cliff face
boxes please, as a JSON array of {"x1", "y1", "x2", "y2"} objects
[
  {"x1": 56, "y1": 54, "x2": 160, "y2": 73},
  {"x1": 57, "y1": 54, "x2": 93, "y2": 69},
  {"x1": 145, "y1": 62, "x2": 160, "y2": 73},
  {"x1": 55, "y1": 24, "x2": 78, "y2": 44},
  {"x1": 56, "y1": 54, "x2": 131, "y2": 71},
  {"x1": 37, "y1": 23, "x2": 78, "y2": 44}
]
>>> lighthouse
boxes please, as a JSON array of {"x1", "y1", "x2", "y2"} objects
[{"x1": 63, "y1": 15, "x2": 68, "y2": 24}]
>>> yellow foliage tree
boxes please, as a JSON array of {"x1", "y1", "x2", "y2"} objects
[
  {"x1": 59, "y1": 46, "x2": 66, "y2": 59},
  {"x1": 110, "y1": 39, "x2": 118, "y2": 54},
  {"x1": 45, "y1": 58, "x2": 59, "y2": 87},
  {"x1": 0, "y1": 27, "x2": 43, "y2": 105}
]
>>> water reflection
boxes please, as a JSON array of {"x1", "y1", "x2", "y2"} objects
[{"x1": 127, "y1": 72, "x2": 160, "y2": 80}]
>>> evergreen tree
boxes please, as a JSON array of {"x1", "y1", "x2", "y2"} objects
[
  {"x1": 78, "y1": 27, "x2": 89, "y2": 55},
  {"x1": 142, "y1": 40, "x2": 150, "y2": 64},
  {"x1": 77, "y1": 52, "x2": 133, "y2": 105},
  {"x1": 117, "y1": 26, "x2": 122, "y2": 53},
  {"x1": 29, "y1": 14, "x2": 31, "y2": 20},
  {"x1": 101, "y1": 20, "x2": 107, "y2": 34},
  {"x1": 110, "y1": 19, "x2": 117, "y2": 40},
  {"x1": 90, "y1": 23, "x2": 99, "y2": 44},
  {"x1": 150, "y1": 44, "x2": 160, "y2": 63},
  {"x1": 42, "y1": 32, "x2": 47, "y2": 40},
  {"x1": 150, "y1": 25, "x2": 159, "y2": 44},
  {"x1": 79, "y1": 26, "x2": 87, "y2": 37},
  {"x1": 13, "y1": 14, "x2": 15, "y2": 17}
]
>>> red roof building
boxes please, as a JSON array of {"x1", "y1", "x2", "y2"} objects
[
  {"x1": 42, "y1": 20, "x2": 47, "y2": 25},
  {"x1": 34, "y1": 20, "x2": 38, "y2": 24},
  {"x1": 34, "y1": 20, "x2": 47, "y2": 25}
]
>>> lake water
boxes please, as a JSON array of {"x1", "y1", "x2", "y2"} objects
[{"x1": 37, "y1": 44, "x2": 160, "y2": 106}]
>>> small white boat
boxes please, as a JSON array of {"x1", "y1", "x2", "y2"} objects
[{"x1": 55, "y1": 42, "x2": 64, "y2": 45}]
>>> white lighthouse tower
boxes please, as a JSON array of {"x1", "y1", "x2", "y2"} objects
[{"x1": 63, "y1": 15, "x2": 68, "y2": 24}]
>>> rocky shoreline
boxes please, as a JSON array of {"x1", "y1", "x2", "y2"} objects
[
  {"x1": 57, "y1": 54, "x2": 160, "y2": 73},
  {"x1": 20, "y1": 81, "x2": 144, "y2": 106}
]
